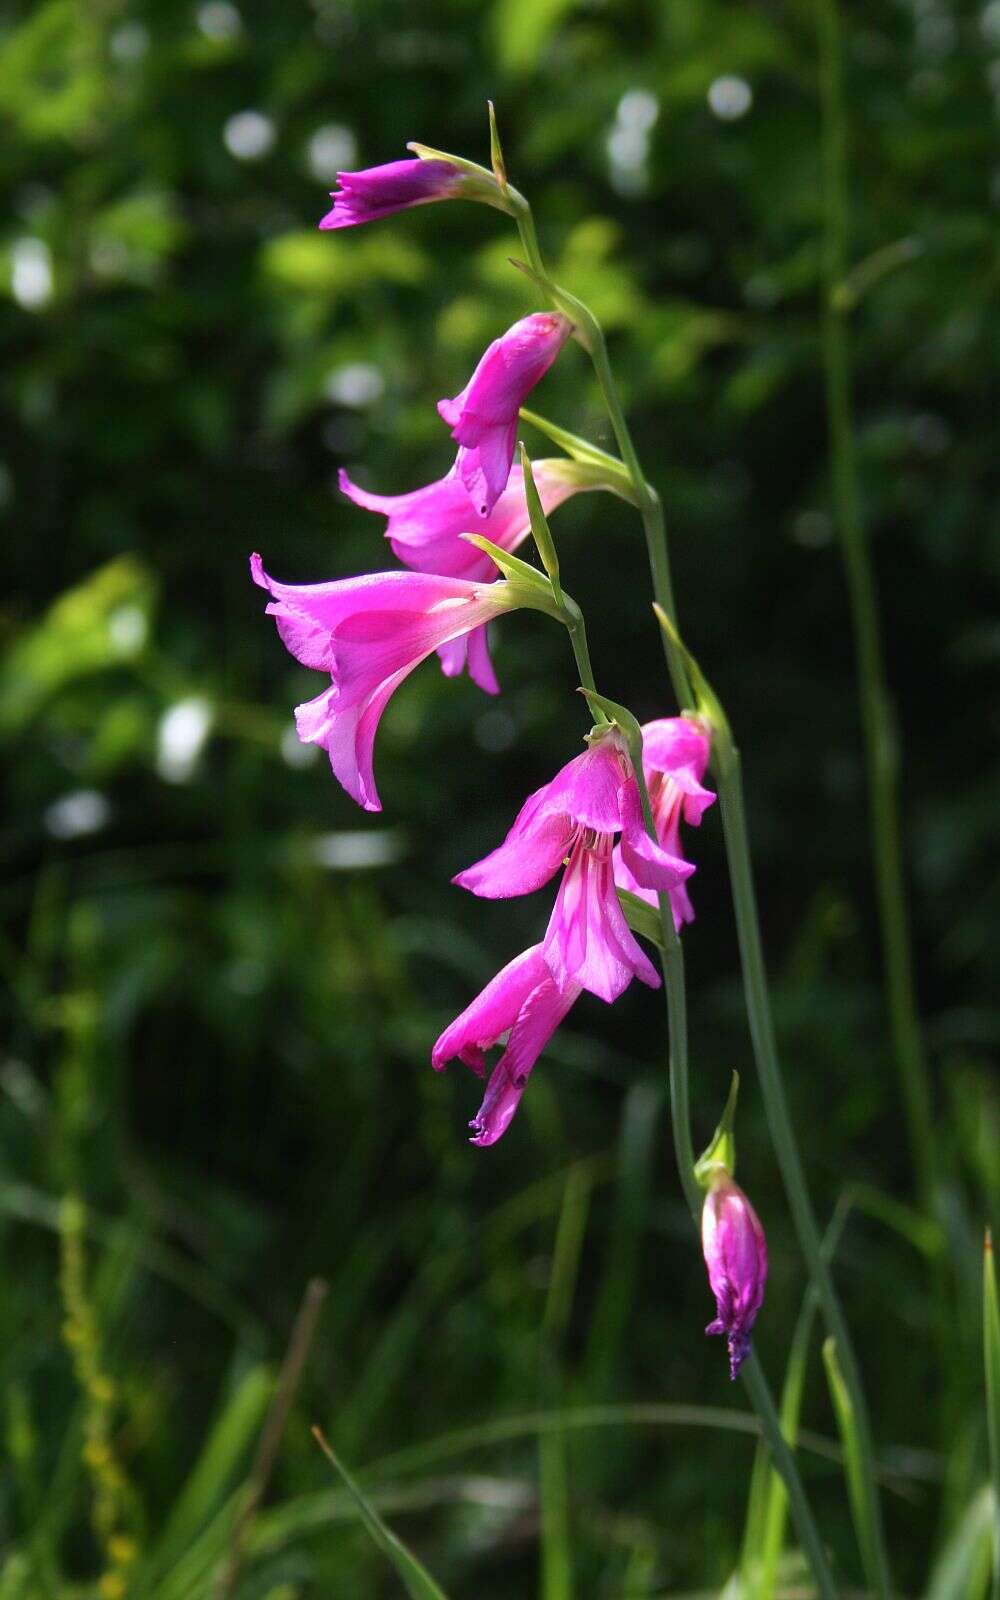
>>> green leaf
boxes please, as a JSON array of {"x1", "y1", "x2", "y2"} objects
[
  {"x1": 694, "y1": 1072, "x2": 740, "y2": 1187},
  {"x1": 0, "y1": 557, "x2": 154, "y2": 736},
  {"x1": 146, "y1": 1364, "x2": 273, "y2": 1583},
  {"x1": 490, "y1": 0, "x2": 578, "y2": 75},
  {"x1": 617, "y1": 889, "x2": 665, "y2": 951},
  {"x1": 822, "y1": 1337, "x2": 883, "y2": 1596},
  {"x1": 460, "y1": 534, "x2": 553, "y2": 598},
  {"x1": 312, "y1": 1429, "x2": 450, "y2": 1600},
  {"x1": 925, "y1": 1485, "x2": 996, "y2": 1600},
  {"x1": 518, "y1": 407, "x2": 637, "y2": 500},
  {"x1": 518, "y1": 443, "x2": 562, "y2": 600},
  {"x1": 652, "y1": 606, "x2": 728, "y2": 741}
]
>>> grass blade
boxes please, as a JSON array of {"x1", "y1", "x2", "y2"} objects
[
  {"x1": 540, "y1": 1163, "x2": 590, "y2": 1600},
  {"x1": 312, "y1": 1427, "x2": 450, "y2": 1600},
  {"x1": 823, "y1": 1336, "x2": 880, "y2": 1593},
  {"x1": 985, "y1": 1230, "x2": 1000, "y2": 1600},
  {"x1": 925, "y1": 1483, "x2": 995, "y2": 1600}
]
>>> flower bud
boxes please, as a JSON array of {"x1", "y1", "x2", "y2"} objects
[{"x1": 701, "y1": 1171, "x2": 768, "y2": 1380}]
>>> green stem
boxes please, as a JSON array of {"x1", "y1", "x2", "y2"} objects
[
  {"x1": 558, "y1": 596, "x2": 607, "y2": 724},
  {"x1": 632, "y1": 767, "x2": 839, "y2": 1600},
  {"x1": 511, "y1": 197, "x2": 691, "y2": 709},
  {"x1": 715, "y1": 734, "x2": 892, "y2": 1598},
  {"x1": 817, "y1": 0, "x2": 938, "y2": 1215}
]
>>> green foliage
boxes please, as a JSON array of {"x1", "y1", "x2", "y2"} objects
[{"x1": 1, "y1": 0, "x2": 997, "y2": 1594}]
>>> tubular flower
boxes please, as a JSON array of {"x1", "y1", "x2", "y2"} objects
[
  {"x1": 338, "y1": 459, "x2": 596, "y2": 692},
  {"x1": 320, "y1": 158, "x2": 464, "y2": 229},
  {"x1": 613, "y1": 715, "x2": 716, "y2": 930},
  {"x1": 454, "y1": 733, "x2": 693, "y2": 1003},
  {"x1": 432, "y1": 945, "x2": 581, "y2": 1145},
  {"x1": 438, "y1": 313, "x2": 573, "y2": 517},
  {"x1": 701, "y1": 1171, "x2": 769, "y2": 1380},
  {"x1": 250, "y1": 554, "x2": 517, "y2": 812}
]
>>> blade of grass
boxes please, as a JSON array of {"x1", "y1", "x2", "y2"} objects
[
  {"x1": 214, "y1": 1277, "x2": 327, "y2": 1598},
  {"x1": 984, "y1": 1230, "x2": 1000, "y2": 1600},
  {"x1": 540, "y1": 1163, "x2": 591, "y2": 1600},
  {"x1": 138, "y1": 1364, "x2": 273, "y2": 1591},
  {"x1": 822, "y1": 1337, "x2": 881, "y2": 1593},
  {"x1": 925, "y1": 1483, "x2": 996, "y2": 1600},
  {"x1": 312, "y1": 1427, "x2": 450, "y2": 1600},
  {"x1": 742, "y1": 1197, "x2": 854, "y2": 1597}
]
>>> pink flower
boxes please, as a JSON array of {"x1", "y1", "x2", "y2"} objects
[
  {"x1": 432, "y1": 945, "x2": 581, "y2": 1145},
  {"x1": 701, "y1": 1172, "x2": 769, "y2": 1380},
  {"x1": 613, "y1": 716, "x2": 715, "y2": 930},
  {"x1": 454, "y1": 734, "x2": 693, "y2": 1003},
  {"x1": 250, "y1": 554, "x2": 513, "y2": 812},
  {"x1": 338, "y1": 459, "x2": 594, "y2": 693},
  {"x1": 438, "y1": 313, "x2": 573, "y2": 517},
  {"x1": 320, "y1": 158, "x2": 463, "y2": 230}
]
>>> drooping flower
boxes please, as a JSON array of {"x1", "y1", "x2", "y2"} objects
[
  {"x1": 320, "y1": 158, "x2": 465, "y2": 230},
  {"x1": 701, "y1": 1171, "x2": 769, "y2": 1380},
  {"x1": 338, "y1": 458, "x2": 599, "y2": 692},
  {"x1": 613, "y1": 715, "x2": 715, "y2": 930},
  {"x1": 438, "y1": 313, "x2": 573, "y2": 517},
  {"x1": 454, "y1": 732, "x2": 693, "y2": 1003},
  {"x1": 250, "y1": 555, "x2": 519, "y2": 811},
  {"x1": 432, "y1": 944, "x2": 581, "y2": 1145}
]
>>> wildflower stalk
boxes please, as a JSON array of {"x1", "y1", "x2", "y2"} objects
[
  {"x1": 506, "y1": 166, "x2": 889, "y2": 1594},
  {"x1": 816, "y1": 0, "x2": 938, "y2": 1216}
]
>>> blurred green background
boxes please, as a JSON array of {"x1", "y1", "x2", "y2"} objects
[{"x1": 2, "y1": 0, "x2": 998, "y2": 1594}]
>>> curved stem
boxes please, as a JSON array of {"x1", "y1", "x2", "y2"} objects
[
  {"x1": 817, "y1": 0, "x2": 938, "y2": 1216},
  {"x1": 715, "y1": 734, "x2": 891, "y2": 1598}
]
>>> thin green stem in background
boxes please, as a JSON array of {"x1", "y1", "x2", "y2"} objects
[
  {"x1": 984, "y1": 1231, "x2": 1000, "y2": 1600},
  {"x1": 715, "y1": 735, "x2": 891, "y2": 1599},
  {"x1": 816, "y1": 0, "x2": 939, "y2": 1215}
]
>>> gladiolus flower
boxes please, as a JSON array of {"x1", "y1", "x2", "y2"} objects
[
  {"x1": 250, "y1": 554, "x2": 517, "y2": 812},
  {"x1": 455, "y1": 733, "x2": 693, "y2": 1003},
  {"x1": 613, "y1": 715, "x2": 715, "y2": 930},
  {"x1": 701, "y1": 1171, "x2": 768, "y2": 1380},
  {"x1": 438, "y1": 313, "x2": 573, "y2": 517},
  {"x1": 432, "y1": 945, "x2": 581, "y2": 1145},
  {"x1": 320, "y1": 158, "x2": 464, "y2": 230},
  {"x1": 338, "y1": 458, "x2": 598, "y2": 692}
]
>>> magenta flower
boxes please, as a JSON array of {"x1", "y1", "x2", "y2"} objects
[
  {"x1": 250, "y1": 554, "x2": 515, "y2": 812},
  {"x1": 455, "y1": 734, "x2": 693, "y2": 1003},
  {"x1": 320, "y1": 158, "x2": 464, "y2": 230},
  {"x1": 432, "y1": 944, "x2": 581, "y2": 1145},
  {"x1": 338, "y1": 459, "x2": 594, "y2": 693},
  {"x1": 438, "y1": 313, "x2": 573, "y2": 517},
  {"x1": 701, "y1": 1172, "x2": 769, "y2": 1380},
  {"x1": 613, "y1": 716, "x2": 715, "y2": 930}
]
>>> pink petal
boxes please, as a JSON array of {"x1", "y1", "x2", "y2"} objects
[
  {"x1": 469, "y1": 972, "x2": 581, "y2": 1146},
  {"x1": 453, "y1": 813, "x2": 571, "y2": 899},
  {"x1": 432, "y1": 944, "x2": 553, "y2": 1072},
  {"x1": 544, "y1": 838, "x2": 660, "y2": 1003}
]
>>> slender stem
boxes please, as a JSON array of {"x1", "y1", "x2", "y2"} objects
[
  {"x1": 632, "y1": 766, "x2": 839, "y2": 1600},
  {"x1": 715, "y1": 735, "x2": 891, "y2": 1598},
  {"x1": 512, "y1": 198, "x2": 691, "y2": 709},
  {"x1": 817, "y1": 0, "x2": 938, "y2": 1215},
  {"x1": 562, "y1": 598, "x2": 602, "y2": 714}
]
